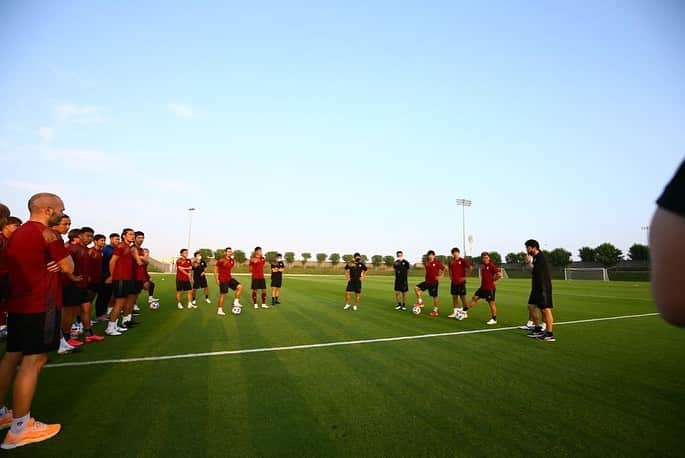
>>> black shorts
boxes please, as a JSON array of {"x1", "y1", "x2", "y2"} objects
[
  {"x1": 528, "y1": 290, "x2": 554, "y2": 309},
  {"x1": 475, "y1": 289, "x2": 496, "y2": 302},
  {"x1": 113, "y1": 280, "x2": 135, "y2": 298},
  {"x1": 193, "y1": 275, "x2": 208, "y2": 289},
  {"x1": 394, "y1": 280, "x2": 408, "y2": 292},
  {"x1": 271, "y1": 274, "x2": 283, "y2": 288},
  {"x1": 451, "y1": 283, "x2": 467, "y2": 296},
  {"x1": 346, "y1": 279, "x2": 362, "y2": 294},
  {"x1": 6, "y1": 309, "x2": 61, "y2": 355},
  {"x1": 62, "y1": 285, "x2": 90, "y2": 307},
  {"x1": 133, "y1": 280, "x2": 144, "y2": 295},
  {"x1": 176, "y1": 280, "x2": 192, "y2": 292},
  {"x1": 416, "y1": 281, "x2": 439, "y2": 297},
  {"x1": 220, "y1": 279, "x2": 240, "y2": 294},
  {"x1": 0, "y1": 273, "x2": 9, "y2": 302},
  {"x1": 251, "y1": 278, "x2": 267, "y2": 290}
]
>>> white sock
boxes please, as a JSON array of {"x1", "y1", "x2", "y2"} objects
[
  {"x1": 527, "y1": 320, "x2": 534, "y2": 326},
  {"x1": 61, "y1": 337, "x2": 68, "y2": 345},
  {"x1": 11, "y1": 412, "x2": 30, "y2": 434},
  {"x1": 418, "y1": 298, "x2": 423, "y2": 304},
  {"x1": 106, "y1": 307, "x2": 112, "y2": 315}
]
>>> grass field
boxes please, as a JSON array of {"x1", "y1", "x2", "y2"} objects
[{"x1": 3, "y1": 275, "x2": 683, "y2": 457}]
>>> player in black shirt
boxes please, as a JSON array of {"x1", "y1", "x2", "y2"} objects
[
  {"x1": 651, "y1": 160, "x2": 685, "y2": 326},
  {"x1": 270, "y1": 253, "x2": 285, "y2": 305},
  {"x1": 393, "y1": 250, "x2": 410, "y2": 311},
  {"x1": 344, "y1": 252, "x2": 368, "y2": 311},
  {"x1": 191, "y1": 251, "x2": 210, "y2": 305},
  {"x1": 523, "y1": 239, "x2": 555, "y2": 342}
]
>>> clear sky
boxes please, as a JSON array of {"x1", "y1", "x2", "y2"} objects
[{"x1": 1, "y1": 1, "x2": 683, "y2": 263}]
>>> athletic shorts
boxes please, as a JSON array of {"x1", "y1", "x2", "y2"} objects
[
  {"x1": 346, "y1": 279, "x2": 362, "y2": 294},
  {"x1": 451, "y1": 283, "x2": 467, "y2": 296},
  {"x1": 194, "y1": 275, "x2": 208, "y2": 289},
  {"x1": 475, "y1": 289, "x2": 496, "y2": 302},
  {"x1": 113, "y1": 280, "x2": 135, "y2": 298},
  {"x1": 132, "y1": 280, "x2": 144, "y2": 295},
  {"x1": 251, "y1": 278, "x2": 267, "y2": 290},
  {"x1": 176, "y1": 280, "x2": 192, "y2": 292},
  {"x1": 7, "y1": 309, "x2": 61, "y2": 355},
  {"x1": 394, "y1": 280, "x2": 408, "y2": 293},
  {"x1": 416, "y1": 281, "x2": 439, "y2": 297},
  {"x1": 62, "y1": 285, "x2": 89, "y2": 307},
  {"x1": 271, "y1": 274, "x2": 283, "y2": 288},
  {"x1": 220, "y1": 279, "x2": 240, "y2": 294},
  {"x1": 0, "y1": 273, "x2": 9, "y2": 302},
  {"x1": 528, "y1": 290, "x2": 554, "y2": 309}
]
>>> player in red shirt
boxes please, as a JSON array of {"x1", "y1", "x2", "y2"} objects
[
  {"x1": 176, "y1": 249, "x2": 193, "y2": 309},
  {"x1": 414, "y1": 250, "x2": 446, "y2": 316},
  {"x1": 106, "y1": 228, "x2": 139, "y2": 335},
  {"x1": 459, "y1": 252, "x2": 502, "y2": 325},
  {"x1": 141, "y1": 248, "x2": 159, "y2": 305},
  {"x1": 61, "y1": 229, "x2": 93, "y2": 348},
  {"x1": 87, "y1": 234, "x2": 105, "y2": 305},
  {"x1": 446, "y1": 247, "x2": 473, "y2": 318},
  {"x1": 214, "y1": 247, "x2": 243, "y2": 316},
  {"x1": 0, "y1": 193, "x2": 72, "y2": 449},
  {"x1": 249, "y1": 247, "x2": 268, "y2": 309},
  {"x1": 0, "y1": 217, "x2": 22, "y2": 336},
  {"x1": 130, "y1": 231, "x2": 149, "y2": 317}
]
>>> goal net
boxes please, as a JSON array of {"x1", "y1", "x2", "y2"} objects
[{"x1": 564, "y1": 267, "x2": 608, "y2": 281}]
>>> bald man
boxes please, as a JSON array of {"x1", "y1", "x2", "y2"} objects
[{"x1": 0, "y1": 193, "x2": 73, "y2": 449}]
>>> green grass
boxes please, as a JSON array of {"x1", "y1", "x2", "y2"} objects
[{"x1": 3, "y1": 275, "x2": 683, "y2": 457}]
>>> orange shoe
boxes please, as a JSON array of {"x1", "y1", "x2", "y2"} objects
[
  {"x1": 0, "y1": 410, "x2": 12, "y2": 430},
  {"x1": 67, "y1": 338, "x2": 83, "y2": 347},
  {"x1": 85, "y1": 334, "x2": 104, "y2": 343},
  {"x1": 429, "y1": 310, "x2": 439, "y2": 317},
  {"x1": 1, "y1": 418, "x2": 61, "y2": 449}
]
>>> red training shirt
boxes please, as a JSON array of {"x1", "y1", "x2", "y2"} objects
[
  {"x1": 6, "y1": 221, "x2": 70, "y2": 314},
  {"x1": 88, "y1": 247, "x2": 103, "y2": 284},
  {"x1": 67, "y1": 242, "x2": 90, "y2": 288},
  {"x1": 112, "y1": 243, "x2": 135, "y2": 281},
  {"x1": 480, "y1": 262, "x2": 500, "y2": 290},
  {"x1": 449, "y1": 258, "x2": 472, "y2": 285},
  {"x1": 216, "y1": 257, "x2": 235, "y2": 283},
  {"x1": 249, "y1": 256, "x2": 266, "y2": 279},
  {"x1": 176, "y1": 258, "x2": 192, "y2": 281},
  {"x1": 135, "y1": 247, "x2": 148, "y2": 282},
  {"x1": 0, "y1": 233, "x2": 8, "y2": 275},
  {"x1": 424, "y1": 260, "x2": 445, "y2": 285}
]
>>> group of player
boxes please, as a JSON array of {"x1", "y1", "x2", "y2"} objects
[
  {"x1": 173, "y1": 246, "x2": 286, "y2": 316},
  {"x1": 345, "y1": 245, "x2": 556, "y2": 342}
]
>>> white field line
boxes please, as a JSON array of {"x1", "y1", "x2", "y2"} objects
[{"x1": 44, "y1": 313, "x2": 659, "y2": 369}]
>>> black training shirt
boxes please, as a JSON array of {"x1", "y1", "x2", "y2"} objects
[
  {"x1": 345, "y1": 261, "x2": 368, "y2": 280},
  {"x1": 532, "y1": 252, "x2": 553, "y2": 293}
]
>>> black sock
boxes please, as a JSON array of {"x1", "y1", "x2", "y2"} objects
[
  {"x1": 492, "y1": 316, "x2": 496, "y2": 321},
  {"x1": 534, "y1": 326, "x2": 542, "y2": 332},
  {"x1": 463, "y1": 307, "x2": 469, "y2": 311},
  {"x1": 206, "y1": 295, "x2": 209, "y2": 299},
  {"x1": 87, "y1": 328, "x2": 94, "y2": 336}
]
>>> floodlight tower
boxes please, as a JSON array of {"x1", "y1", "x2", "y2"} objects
[
  {"x1": 456, "y1": 199, "x2": 472, "y2": 256},
  {"x1": 187, "y1": 207, "x2": 197, "y2": 250}
]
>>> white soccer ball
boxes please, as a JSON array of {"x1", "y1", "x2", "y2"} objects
[
  {"x1": 149, "y1": 301, "x2": 160, "y2": 310},
  {"x1": 231, "y1": 306, "x2": 242, "y2": 315},
  {"x1": 412, "y1": 305, "x2": 422, "y2": 315}
]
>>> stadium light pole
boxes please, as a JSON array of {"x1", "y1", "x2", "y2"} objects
[
  {"x1": 187, "y1": 207, "x2": 197, "y2": 250},
  {"x1": 641, "y1": 225, "x2": 649, "y2": 244},
  {"x1": 456, "y1": 199, "x2": 472, "y2": 256}
]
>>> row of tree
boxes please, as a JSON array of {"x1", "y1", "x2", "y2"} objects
[{"x1": 194, "y1": 243, "x2": 649, "y2": 269}]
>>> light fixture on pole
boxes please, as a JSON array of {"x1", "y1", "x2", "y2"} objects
[
  {"x1": 187, "y1": 207, "x2": 197, "y2": 250},
  {"x1": 641, "y1": 225, "x2": 649, "y2": 244},
  {"x1": 456, "y1": 199, "x2": 472, "y2": 256}
]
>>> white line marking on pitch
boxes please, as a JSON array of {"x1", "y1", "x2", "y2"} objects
[{"x1": 44, "y1": 313, "x2": 659, "y2": 369}]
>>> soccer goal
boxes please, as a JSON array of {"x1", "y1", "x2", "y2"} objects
[{"x1": 564, "y1": 267, "x2": 608, "y2": 281}]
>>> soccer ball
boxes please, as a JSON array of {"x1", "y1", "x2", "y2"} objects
[
  {"x1": 412, "y1": 305, "x2": 422, "y2": 315},
  {"x1": 231, "y1": 306, "x2": 242, "y2": 315},
  {"x1": 149, "y1": 301, "x2": 160, "y2": 310}
]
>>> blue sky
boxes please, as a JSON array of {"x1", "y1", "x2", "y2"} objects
[{"x1": 1, "y1": 1, "x2": 683, "y2": 262}]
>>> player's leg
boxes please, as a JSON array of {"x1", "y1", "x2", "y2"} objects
[
  {"x1": 541, "y1": 308, "x2": 555, "y2": 341},
  {"x1": 251, "y1": 288, "x2": 258, "y2": 309},
  {"x1": 486, "y1": 300, "x2": 498, "y2": 324},
  {"x1": 175, "y1": 289, "x2": 182, "y2": 308},
  {"x1": 233, "y1": 282, "x2": 243, "y2": 306},
  {"x1": 204, "y1": 286, "x2": 210, "y2": 303},
  {"x1": 354, "y1": 292, "x2": 361, "y2": 309},
  {"x1": 191, "y1": 288, "x2": 198, "y2": 305},
  {"x1": 0, "y1": 351, "x2": 23, "y2": 408},
  {"x1": 429, "y1": 287, "x2": 440, "y2": 316},
  {"x1": 344, "y1": 291, "x2": 351, "y2": 309},
  {"x1": 186, "y1": 288, "x2": 193, "y2": 308},
  {"x1": 260, "y1": 288, "x2": 267, "y2": 308}
]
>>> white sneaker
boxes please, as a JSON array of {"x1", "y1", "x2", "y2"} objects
[
  {"x1": 133, "y1": 305, "x2": 141, "y2": 312},
  {"x1": 519, "y1": 321, "x2": 534, "y2": 330},
  {"x1": 447, "y1": 312, "x2": 457, "y2": 318},
  {"x1": 541, "y1": 322, "x2": 547, "y2": 332},
  {"x1": 149, "y1": 296, "x2": 159, "y2": 302},
  {"x1": 205, "y1": 298, "x2": 211, "y2": 304},
  {"x1": 343, "y1": 304, "x2": 351, "y2": 310},
  {"x1": 254, "y1": 304, "x2": 259, "y2": 309},
  {"x1": 116, "y1": 326, "x2": 128, "y2": 332},
  {"x1": 177, "y1": 303, "x2": 184, "y2": 310},
  {"x1": 189, "y1": 304, "x2": 198, "y2": 309},
  {"x1": 352, "y1": 305, "x2": 358, "y2": 311},
  {"x1": 486, "y1": 318, "x2": 497, "y2": 325},
  {"x1": 191, "y1": 300, "x2": 196, "y2": 305},
  {"x1": 261, "y1": 304, "x2": 269, "y2": 309},
  {"x1": 217, "y1": 308, "x2": 226, "y2": 316},
  {"x1": 233, "y1": 301, "x2": 243, "y2": 308},
  {"x1": 105, "y1": 328, "x2": 122, "y2": 336},
  {"x1": 57, "y1": 341, "x2": 74, "y2": 354}
]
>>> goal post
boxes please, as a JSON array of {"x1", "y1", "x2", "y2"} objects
[{"x1": 564, "y1": 267, "x2": 608, "y2": 281}]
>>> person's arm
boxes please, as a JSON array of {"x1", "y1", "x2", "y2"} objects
[
  {"x1": 109, "y1": 254, "x2": 119, "y2": 280},
  {"x1": 494, "y1": 266, "x2": 503, "y2": 282},
  {"x1": 361, "y1": 265, "x2": 368, "y2": 280},
  {"x1": 650, "y1": 207, "x2": 685, "y2": 326},
  {"x1": 214, "y1": 263, "x2": 220, "y2": 285},
  {"x1": 132, "y1": 246, "x2": 144, "y2": 266},
  {"x1": 344, "y1": 266, "x2": 350, "y2": 280},
  {"x1": 44, "y1": 229, "x2": 74, "y2": 274}
]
